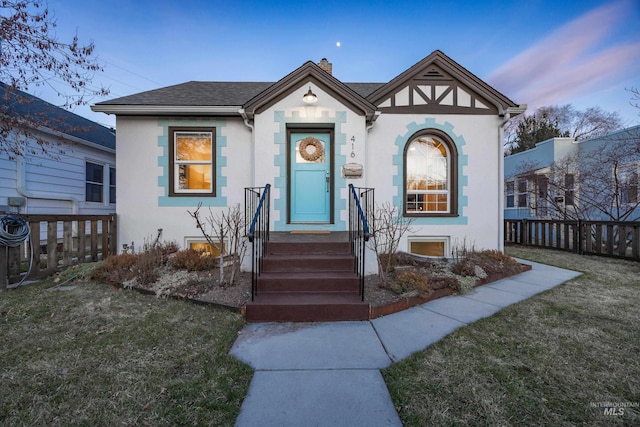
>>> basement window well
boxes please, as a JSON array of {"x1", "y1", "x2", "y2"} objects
[{"x1": 408, "y1": 237, "x2": 449, "y2": 257}]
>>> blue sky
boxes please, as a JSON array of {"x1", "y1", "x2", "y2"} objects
[{"x1": 37, "y1": 0, "x2": 640, "y2": 128}]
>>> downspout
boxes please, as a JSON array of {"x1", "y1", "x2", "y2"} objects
[
  {"x1": 239, "y1": 109, "x2": 256, "y2": 186},
  {"x1": 498, "y1": 105, "x2": 527, "y2": 251},
  {"x1": 364, "y1": 111, "x2": 381, "y2": 188},
  {"x1": 498, "y1": 111, "x2": 510, "y2": 251},
  {"x1": 16, "y1": 156, "x2": 79, "y2": 214}
]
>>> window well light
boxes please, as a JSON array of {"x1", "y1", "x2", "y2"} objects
[{"x1": 303, "y1": 86, "x2": 318, "y2": 103}]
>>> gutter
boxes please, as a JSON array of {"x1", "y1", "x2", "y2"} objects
[{"x1": 91, "y1": 105, "x2": 242, "y2": 116}]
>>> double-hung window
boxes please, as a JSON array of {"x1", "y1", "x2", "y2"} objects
[
  {"x1": 404, "y1": 131, "x2": 458, "y2": 216},
  {"x1": 505, "y1": 181, "x2": 515, "y2": 208},
  {"x1": 86, "y1": 161, "x2": 104, "y2": 203},
  {"x1": 169, "y1": 127, "x2": 215, "y2": 196}
]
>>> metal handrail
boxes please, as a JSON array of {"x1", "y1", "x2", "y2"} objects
[
  {"x1": 348, "y1": 184, "x2": 373, "y2": 301},
  {"x1": 245, "y1": 184, "x2": 270, "y2": 300}
]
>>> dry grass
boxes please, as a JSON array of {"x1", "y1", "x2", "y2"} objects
[
  {"x1": 383, "y1": 247, "x2": 640, "y2": 426},
  {"x1": 0, "y1": 274, "x2": 251, "y2": 426}
]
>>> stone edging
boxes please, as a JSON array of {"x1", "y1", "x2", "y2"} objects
[{"x1": 369, "y1": 263, "x2": 532, "y2": 319}]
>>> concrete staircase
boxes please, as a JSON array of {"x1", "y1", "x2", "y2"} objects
[{"x1": 244, "y1": 235, "x2": 370, "y2": 322}]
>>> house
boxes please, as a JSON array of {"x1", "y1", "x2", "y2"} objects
[
  {"x1": 92, "y1": 50, "x2": 524, "y2": 270},
  {"x1": 0, "y1": 83, "x2": 116, "y2": 215},
  {"x1": 504, "y1": 125, "x2": 640, "y2": 222}
]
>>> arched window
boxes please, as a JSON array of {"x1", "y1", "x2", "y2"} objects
[{"x1": 404, "y1": 131, "x2": 458, "y2": 216}]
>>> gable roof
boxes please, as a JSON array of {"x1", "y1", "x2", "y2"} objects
[
  {"x1": 242, "y1": 61, "x2": 378, "y2": 121},
  {"x1": 1, "y1": 82, "x2": 116, "y2": 150},
  {"x1": 368, "y1": 50, "x2": 520, "y2": 115},
  {"x1": 92, "y1": 51, "x2": 521, "y2": 119}
]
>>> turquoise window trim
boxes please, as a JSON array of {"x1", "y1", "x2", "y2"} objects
[
  {"x1": 273, "y1": 110, "x2": 348, "y2": 231},
  {"x1": 393, "y1": 119, "x2": 468, "y2": 225},
  {"x1": 157, "y1": 118, "x2": 227, "y2": 207}
]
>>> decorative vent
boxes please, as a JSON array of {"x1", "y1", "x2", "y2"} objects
[{"x1": 423, "y1": 68, "x2": 445, "y2": 79}]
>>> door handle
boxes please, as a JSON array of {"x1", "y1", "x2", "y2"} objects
[{"x1": 326, "y1": 171, "x2": 330, "y2": 192}]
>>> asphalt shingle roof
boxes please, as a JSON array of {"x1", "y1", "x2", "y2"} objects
[
  {"x1": 1, "y1": 83, "x2": 116, "y2": 150},
  {"x1": 95, "y1": 81, "x2": 385, "y2": 107}
]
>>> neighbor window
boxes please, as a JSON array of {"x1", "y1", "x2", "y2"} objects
[
  {"x1": 517, "y1": 179, "x2": 528, "y2": 208},
  {"x1": 619, "y1": 163, "x2": 638, "y2": 205},
  {"x1": 535, "y1": 175, "x2": 549, "y2": 217},
  {"x1": 109, "y1": 166, "x2": 116, "y2": 204},
  {"x1": 169, "y1": 127, "x2": 215, "y2": 196},
  {"x1": 564, "y1": 174, "x2": 574, "y2": 206},
  {"x1": 404, "y1": 131, "x2": 457, "y2": 215},
  {"x1": 505, "y1": 181, "x2": 515, "y2": 208},
  {"x1": 86, "y1": 161, "x2": 104, "y2": 203}
]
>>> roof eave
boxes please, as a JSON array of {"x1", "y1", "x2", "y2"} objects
[{"x1": 90, "y1": 105, "x2": 242, "y2": 116}]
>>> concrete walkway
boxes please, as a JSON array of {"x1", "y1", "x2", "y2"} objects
[{"x1": 230, "y1": 259, "x2": 581, "y2": 426}]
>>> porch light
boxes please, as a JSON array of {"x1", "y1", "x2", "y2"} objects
[{"x1": 303, "y1": 86, "x2": 318, "y2": 104}]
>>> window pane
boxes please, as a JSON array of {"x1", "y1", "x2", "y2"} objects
[
  {"x1": 410, "y1": 241, "x2": 445, "y2": 257},
  {"x1": 176, "y1": 132, "x2": 212, "y2": 161},
  {"x1": 86, "y1": 162, "x2": 103, "y2": 183},
  {"x1": 86, "y1": 183, "x2": 103, "y2": 202},
  {"x1": 406, "y1": 135, "x2": 449, "y2": 213},
  {"x1": 109, "y1": 167, "x2": 116, "y2": 186},
  {"x1": 189, "y1": 242, "x2": 225, "y2": 256},
  {"x1": 506, "y1": 195, "x2": 515, "y2": 208},
  {"x1": 178, "y1": 164, "x2": 212, "y2": 190}
]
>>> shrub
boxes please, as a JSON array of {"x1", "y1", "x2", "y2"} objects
[
  {"x1": 391, "y1": 271, "x2": 433, "y2": 298},
  {"x1": 170, "y1": 249, "x2": 219, "y2": 271},
  {"x1": 91, "y1": 240, "x2": 180, "y2": 288}
]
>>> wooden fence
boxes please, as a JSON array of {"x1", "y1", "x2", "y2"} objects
[
  {"x1": 505, "y1": 219, "x2": 640, "y2": 261},
  {"x1": 1, "y1": 214, "x2": 117, "y2": 289}
]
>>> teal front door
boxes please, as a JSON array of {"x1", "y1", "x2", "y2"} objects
[{"x1": 290, "y1": 132, "x2": 332, "y2": 223}]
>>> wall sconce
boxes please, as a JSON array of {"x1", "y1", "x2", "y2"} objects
[{"x1": 303, "y1": 86, "x2": 318, "y2": 104}]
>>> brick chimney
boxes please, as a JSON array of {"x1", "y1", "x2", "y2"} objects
[{"x1": 318, "y1": 58, "x2": 332, "y2": 75}]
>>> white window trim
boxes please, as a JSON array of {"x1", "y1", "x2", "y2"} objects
[
  {"x1": 184, "y1": 237, "x2": 227, "y2": 255},
  {"x1": 407, "y1": 236, "x2": 450, "y2": 258}
]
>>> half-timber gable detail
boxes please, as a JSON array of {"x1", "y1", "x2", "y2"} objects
[
  {"x1": 369, "y1": 50, "x2": 517, "y2": 115},
  {"x1": 376, "y1": 64, "x2": 497, "y2": 115}
]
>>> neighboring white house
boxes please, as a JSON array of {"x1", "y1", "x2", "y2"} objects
[
  {"x1": 0, "y1": 83, "x2": 116, "y2": 216},
  {"x1": 504, "y1": 125, "x2": 640, "y2": 221},
  {"x1": 92, "y1": 50, "x2": 524, "y2": 271}
]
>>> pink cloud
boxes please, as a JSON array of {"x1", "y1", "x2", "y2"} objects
[{"x1": 487, "y1": 0, "x2": 639, "y2": 110}]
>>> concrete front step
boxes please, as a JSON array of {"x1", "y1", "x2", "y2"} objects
[
  {"x1": 245, "y1": 292, "x2": 369, "y2": 322},
  {"x1": 257, "y1": 271, "x2": 360, "y2": 293}
]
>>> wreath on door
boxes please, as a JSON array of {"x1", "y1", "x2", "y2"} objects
[{"x1": 299, "y1": 137, "x2": 324, "y2": 162}]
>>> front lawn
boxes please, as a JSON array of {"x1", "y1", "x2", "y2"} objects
[
  {"x1": 0, "y1": 269, "x2": 251, "y2": 426},
  {"x1": 383, "y1": 247, "x2": 640, "y2": 426}
]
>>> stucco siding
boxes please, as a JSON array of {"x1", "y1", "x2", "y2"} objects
[
  {"x1": 367, "y1": 113, "x2": 503, "y2": 254},
  {"x1": 115, "y1": 116, "x2": 252, "y2": 251}
]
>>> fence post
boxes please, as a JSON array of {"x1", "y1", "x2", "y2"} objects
[
  {"x1": 577, "y1": 219, "x2": 583, "y2": 254},
  {"x1": 1, "y1": 246, "x2": 6, "y2": 291}
]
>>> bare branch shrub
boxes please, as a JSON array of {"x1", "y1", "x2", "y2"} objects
[
  {"x1": 369, "y1": 202, "x2": 414, "y2": 285},
  {"x1": 187, "y1": 203, "x2": 247, "y2": 285}
]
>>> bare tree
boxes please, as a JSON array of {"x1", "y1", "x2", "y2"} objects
[
  {"x1": 505, "y1": 104, "x2": 624, "y2": 154},
  {"x1": 368, "y1": 202, "x2": 414, "y2": 285},
  {"x1": 1, "y1": 0, "x2": 108, "y2": 158}
]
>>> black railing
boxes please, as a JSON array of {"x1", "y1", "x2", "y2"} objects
[
  {"x1": 505, "y1": 218, "x2": 640, "y2": 261},
  {"x1": 348, "y1": 184, "x2": 373, "y2": 301},
  {"x1": 245, "y1": 185, "x2": 271, "y2": 300}
]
